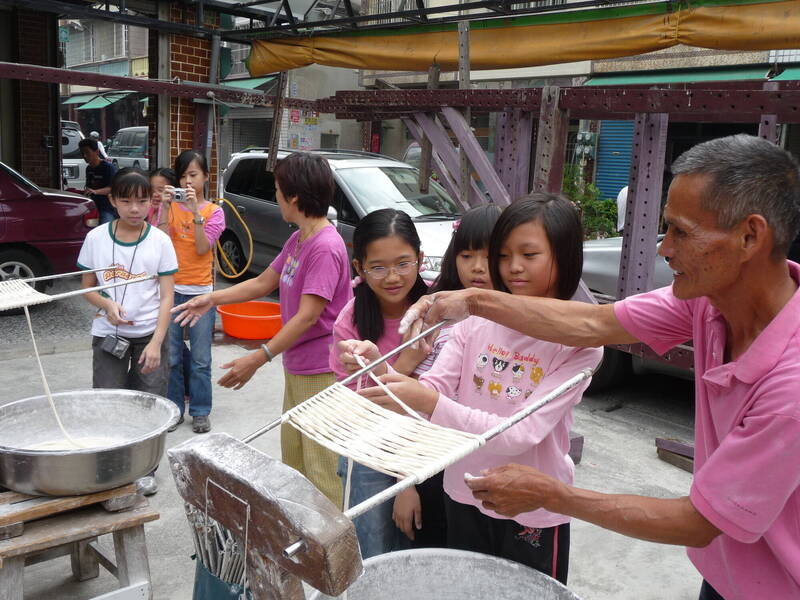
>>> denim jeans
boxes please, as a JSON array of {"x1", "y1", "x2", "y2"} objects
[
  {"x1": 338, "y1": 456, "x2": 410, "y2": 559},
  {"x1": 98, "y1": 207, "x2": 117, "y2": 224},
  {"x1": 167, "y1": 292, "x2": 215, "y2": 417}
]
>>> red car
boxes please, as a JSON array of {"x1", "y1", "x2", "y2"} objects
[{"x1": 0, "y1": 162, "x2": 98, "y2": 294}]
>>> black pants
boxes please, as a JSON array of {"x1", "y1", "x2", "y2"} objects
[
  {"x1": 444, "y1": 495, "x2": 570, "y2": 585},
  {"x1": 409, "y1": 471, "x2": 447, "y2": 549},
  {"x1": 699, "y1": 581, "x2": 725, "y2": 600}
]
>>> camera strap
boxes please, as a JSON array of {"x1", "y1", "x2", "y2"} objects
[{"x1": 110, "y1": 220, "x2": 145, "y2": 338}]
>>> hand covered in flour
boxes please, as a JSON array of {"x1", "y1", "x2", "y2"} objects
[
  {"x1": 393, "y1": 487, "x2": 422, "y2": 541},
  {"x1": 172, "y1": 293, "x2": 213, "y2": 327},
  {"x1": 398, "y1": 289, "x2": 476, "y2": 343},
  {"x1": 358, "y1": 372, "x2": 439, "y2": 416},
  {"x1": 465, "y1": 464, "x2": 562, "y2": 517},
  {"x1": 337, "y1": 339, "x2": 384, "y2": 376}
]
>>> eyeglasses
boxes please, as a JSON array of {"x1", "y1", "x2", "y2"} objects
[{"x1": 363, "y1": 260, "x2": 418, "y2": 280}]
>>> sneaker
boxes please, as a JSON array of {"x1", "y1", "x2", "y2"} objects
[
  {"x1": 136, "y1": 475, "x2": 158, "y2": 496},
  {"x1": 192, "y1": 415, "x2": 211, "y2": 434},
  {"x1": 168, "y1": 414, "x2": 184, "y2": 432}
]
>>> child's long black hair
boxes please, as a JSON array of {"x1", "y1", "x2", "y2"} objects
[
  {"x1": 430, "y1": 203, "x2": 502, "y2": 293},
  {"x1": 352, "y1": 208, "x2": 428, "y2": 342},
  {"x1": 488, "y1": 193, "x2": 584, "y2": 300}
]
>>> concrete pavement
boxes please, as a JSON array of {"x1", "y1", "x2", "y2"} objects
[{"x1": 0, "y1": 330, "x2": 701, "y2": 599}]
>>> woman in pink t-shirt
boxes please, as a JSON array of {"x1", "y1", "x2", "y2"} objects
[
  {"x1": 172, "y1": 153, "x2": 351, "y2": 507},
  {"x1": 355, "y1": 194, "x2": 602, "y2": 584}
]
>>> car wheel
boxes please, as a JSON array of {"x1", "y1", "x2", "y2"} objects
[
  {"x1": 0, "y1": 249, "x2": 46, "y2": 315},
  {"x1": 586, "y1": 347, "x2": 632, "y2": 394},
  {"x1": 217, "y1": 233, "x2": 247, "y2": 279}
]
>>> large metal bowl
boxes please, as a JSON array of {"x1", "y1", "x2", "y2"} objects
[
  {"x1": 310, "y1": 548, "x2": 582, "y2": 599},
  {"x1": 0, "y1": 389, "x2": 179, "y2": 496}
]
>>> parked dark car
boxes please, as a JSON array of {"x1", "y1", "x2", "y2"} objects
[{"x1": 0, "y1": 161, "x2": 98, "y2": 300}]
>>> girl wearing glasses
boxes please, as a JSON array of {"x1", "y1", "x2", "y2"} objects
[{"x1": 329, "y1": 208, "x2": 433, "y2": 558}]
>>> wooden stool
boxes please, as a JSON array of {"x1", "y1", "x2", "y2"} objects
[{"x1": 0, "y1": 499, "x2": 159, "y2": 600}]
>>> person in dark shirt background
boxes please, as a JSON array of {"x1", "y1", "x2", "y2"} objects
[{"x1": 80, "y1": 138, "x2": 118, "y2": 224}]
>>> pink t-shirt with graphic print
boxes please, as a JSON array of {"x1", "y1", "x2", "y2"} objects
[
  {"x1": 614, "y1": 262, "x2": 800, "y2": 600},
  {"x1": 420, "y1": 316, "x2": 601, "y2": 528},
  {"x1": 269, "y1": 225, "x2": 352, "y2": 375}
]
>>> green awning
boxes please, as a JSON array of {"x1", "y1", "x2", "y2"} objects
[
  {"x1": 585, "y1": 66, "x2": 769, "y2": 86},
  {"x1": 221, "y1": 76, "x2": 275, "y2": 90},
  {"x1": 63, "y1": 93, "x2": 100, "y2": 105},
  {"x1": 77, "y1": 92, "x2": 131, "y2": 110},
  {"x1": 772, "y1": 67, "x2": 800, "y2": 80}
]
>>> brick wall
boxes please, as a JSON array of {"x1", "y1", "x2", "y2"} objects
[
  {"x1": 168, "y1": 5, "x2": 220, "y2": 194},
  {"x1": 16, "y1": 10, "x2": 59, "y2": 188}
]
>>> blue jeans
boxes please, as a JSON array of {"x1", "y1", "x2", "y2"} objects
[
  {"x1": 99, "y1": 208, "x2": 117, "y2": 224},
  {"x1": 168, "y1": 292, "x2": 215, "y2": 417},
  {"x1": 338, "y1": 456, "x2": 410, "y2": 559}
]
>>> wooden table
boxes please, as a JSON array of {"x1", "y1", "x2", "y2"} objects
[{"x1": 0, "y1": 500, "x2": 159, "y2": 600}]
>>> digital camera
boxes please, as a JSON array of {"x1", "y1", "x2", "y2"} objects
[
  {"x1": 100, "y1": 334, "x2": 131, "y2": 359},
  {"x1": 173, "y1": 188, "x2": 188, "y2": 203}
]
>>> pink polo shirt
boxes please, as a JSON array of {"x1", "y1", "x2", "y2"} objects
[{"x1": 614, "y1": 262, "x2": 800, "y2": 600}]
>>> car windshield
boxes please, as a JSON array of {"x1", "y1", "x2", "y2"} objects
[{"x1": 336, "y1": 166, "x2": 460, "y2": 218}]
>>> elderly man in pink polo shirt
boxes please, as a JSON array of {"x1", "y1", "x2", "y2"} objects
[{"x1": 399, "y1": 134, "x2": 800, "y2": 600}]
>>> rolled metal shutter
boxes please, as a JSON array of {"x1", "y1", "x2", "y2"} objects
[{"x1": 595, "y1": 120, "x2": 635, "y2": 200}]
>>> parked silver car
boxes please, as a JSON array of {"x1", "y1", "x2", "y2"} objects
[
  {"x1": 219, "y1": 149, "x2": 462, "y2": 280},
  {"x1": 582, "y1": 235, "x2": 673, "y2": 298},
  {"x1": 582, "y1": 235, "x2": 689, "y2": 390}
]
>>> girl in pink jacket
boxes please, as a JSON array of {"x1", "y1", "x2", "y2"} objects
[{"x1": 358, "y1": 193, "x2": 602, "y2": 584}]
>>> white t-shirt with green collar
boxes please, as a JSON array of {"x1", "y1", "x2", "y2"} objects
[{"x1": 78, "y1": 222, "x2": 178, "y2": 339}]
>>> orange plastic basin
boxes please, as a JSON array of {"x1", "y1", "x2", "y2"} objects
[{"x1": 217, "y1": 301, "x2": 282, "y2": 340}]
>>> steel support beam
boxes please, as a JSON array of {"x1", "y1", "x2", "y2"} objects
[
  {"x1": 440, "y1": 107, "x2": 510, "y2": 205},
  {"x1": 458, "y1": 22, "x2": 472, "y2": 206},
  {"x1": 268, "y1": 72, "x2": 288, "y2": 170},
  {"x1": 617, "y1": 113, "x2": 669, "y2": 300},
  {"x1": 403, "y1": 117, "x2": 462, "y2": 206},
  {"x1": 419, "y1": 64, "x2": 440, "y2": 193},
  {"x1": 758, "y1": 81, "x2": 780, "y2": 144},
  {"x1": 0, "y1": 61, "x2": 267, "y2": 104},
  {"x1": 532, "y1": 86, "x2": 568, "y2": 194},
  {"x1": 494, "y1": 108, "x2": 533, "y2": 199},
  {"x1": 410, "y1": 112, "x2": 484, "y2": 208}
]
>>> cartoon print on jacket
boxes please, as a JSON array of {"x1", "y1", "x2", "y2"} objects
[
  {"x1": 473, "y1": 374, "x2": 485, "y2": 391},
  {"x1": 530, "y1": 366, "x2": 544, "y2": 385},
  {"x1": 506, "y1": 386, "x2": 522, "y2": 401},
  {"x1": 511, "y1": 364, "x2": 524, "y2": 380},
  {"x1": 476, "y1": 353, "x2": 489, "y2": 370},
  {"x1": 492, "y1": 357, "x2": 509, "y2": 377},
  {"x1": 488, "y1": 381, "x2": 502, "y2": 397}
]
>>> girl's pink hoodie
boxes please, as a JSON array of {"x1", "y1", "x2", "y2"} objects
[{"x1": 421, "y1": 315, "x2": 602, "y2": 527}]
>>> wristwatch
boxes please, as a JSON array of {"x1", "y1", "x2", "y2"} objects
[{"x1": 193, "y1": 215, "x2": 205, "y2": 225}]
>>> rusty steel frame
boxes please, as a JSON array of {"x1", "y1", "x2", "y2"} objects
[
  {"x1": 617, "y1": 112, "x2": 669, "y2": 300},
  {"x1": 2, "y1": 58, "x2": 793, "y2": 369}
]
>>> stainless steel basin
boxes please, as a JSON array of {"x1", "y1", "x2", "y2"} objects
[
  {"x1": 310, "y1": 548, "x2": 582, "y2": 599},
  {"x1": 0, "y1": 389, "x2": 179, "y2": 496}
]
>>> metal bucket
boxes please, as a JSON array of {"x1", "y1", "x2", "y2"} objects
[
  {"x1": 0, "y1": 389, "x2": 179, "y2": 496},
  {"x1": 309, "y1": 548, "x2": 582, "y2": 600}
]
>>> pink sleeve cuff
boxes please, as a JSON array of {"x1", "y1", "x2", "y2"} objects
[{"x1": 690, "y1": 484, "x2": 760, "y2": 544}]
